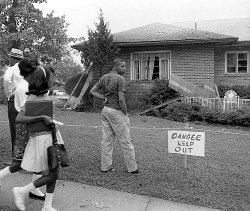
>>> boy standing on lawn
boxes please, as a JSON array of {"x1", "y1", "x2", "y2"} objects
[{"x1": 90, "y1": 58, "x2": 138, "y2": 174}]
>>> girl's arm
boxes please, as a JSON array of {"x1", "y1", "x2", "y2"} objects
[{"x1": 16, "y1": 110, "x2": 53, "y2": 125}]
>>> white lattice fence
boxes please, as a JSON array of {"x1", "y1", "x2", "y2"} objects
[{"x1": 183, "y1": 97, "x2": 250, "y2": 111}]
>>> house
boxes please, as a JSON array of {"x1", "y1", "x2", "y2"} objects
[
  {"x1": 173, "y1": 18, "x2": 250, "y2": 86},
  {"x1": 72, "y1": 19, "x2": 250, "y2": 107}
]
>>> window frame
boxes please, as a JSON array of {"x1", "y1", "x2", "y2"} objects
[
  {"x1": 130, "y1": 50, "x2": 171, "y2": 81},
  {"x1": 225, "y1": 51, "x2": 249, "y2": 74}
]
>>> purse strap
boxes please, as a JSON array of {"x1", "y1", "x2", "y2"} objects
[{"x1": 50, "y1": 123, "x2": 58, "y2": 145}]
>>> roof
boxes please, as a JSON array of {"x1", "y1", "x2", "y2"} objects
[
  {"x1": 113, "y1": 23, "x2": 238, "y2": 46},
  {"x1": 72, "y1": 22, "x2": 238, "y2": 50},
  {"x1": 173, "y1": 18, "x2": 250, "y2": 41}
]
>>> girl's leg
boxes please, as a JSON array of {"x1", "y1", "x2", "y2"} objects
[
  {"x1": 29, "y1": 172, "x2": 45, "y2": 198},
  {"x1": 13, "y1": 169, "x2": 59, "y2": 211},
  {"x1": 41, "y1": 170, "x2": 59, "y2": 211},
  {"x1": 33, "y1": 169, "x2": 58, "y2": 190},
  {"x1": 0, "y1": 162, "x2": 45, "y2": 199},
  {"x1": 0, "y1": 161, "x2": 22, "y2": 186}
]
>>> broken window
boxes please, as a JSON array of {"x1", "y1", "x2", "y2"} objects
[{"x1": 131, "y1": 52, "x2": 170, "y2": 80}]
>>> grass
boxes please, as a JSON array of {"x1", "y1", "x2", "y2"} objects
[{"x1": 1, "y1": 104, "x2": 250, "y2": 211}]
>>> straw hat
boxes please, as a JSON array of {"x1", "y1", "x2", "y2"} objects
[{"x1": 9, "y1": 48, "x2": 23, "y2": 59}]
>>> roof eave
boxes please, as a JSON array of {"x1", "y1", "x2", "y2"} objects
[{"x1": 115, "y1": 38, "x2": 238, "y2": 47}]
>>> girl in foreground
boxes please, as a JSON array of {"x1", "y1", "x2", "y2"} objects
[{"x1": 13, "y1": 66, "x2": 63, "y2": 211}]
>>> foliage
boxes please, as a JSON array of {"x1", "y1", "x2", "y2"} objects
[
  {"x1": 125, "y1": 82, "x2": 149, "y2": 111},
  {"x1": 154, "y1": 101, "x2": 250, "y2": 127},
  {"x1": 218, "y1": 84, "x2": 250, "y2": 99},
  {"x1": 0, "y1": 0, "x2": 76, "y2": 65},
  {"x1": 64, "y1": 73, "x2": 94, "y2": 105},
  {"x1": 159, "y1": 101, "x2": 201, "y2": 122},
  {"x1": 65, "y1": 73, "x2": 88, "y2": 97},
  {"x1": 143, "y1": 79, "x2": 180, "y2": 106},
  {"x1": 0, "y1": 84, "x2": 7, "y2": 105},
  {"x1": 74, "y1": 9, "x2": 120, "y2": 78},
  {"x1": 53, "y1": 56, "x2": 83, "y2": 84}
]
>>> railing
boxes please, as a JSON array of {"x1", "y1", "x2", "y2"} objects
[{"x1": 183, "y1": 97, "x2": 250, "y2": 111}]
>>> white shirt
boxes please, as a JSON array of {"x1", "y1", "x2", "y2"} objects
[
  {"x1": 14, "y1": 78, "x2": 28, "y2": 112},
  {"x1": 3, "y1": 63, "x2": 23, "y2": 100}
]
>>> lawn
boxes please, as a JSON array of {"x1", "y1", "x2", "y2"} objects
[{"x1": 1, "y1": 104, "x2": 250, "y2": 211}]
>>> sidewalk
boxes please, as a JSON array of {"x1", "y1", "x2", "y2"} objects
[{"x1": 0, "y1": 173, "x2": 221, "y2": 211}]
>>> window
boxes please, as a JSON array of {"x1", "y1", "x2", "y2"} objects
[
  {"x1": 225, "y1": 52, "x2": 249, "y2": 74},
  {"x1": 131, "y1": 52, "x2": 170, "y2": 80}
]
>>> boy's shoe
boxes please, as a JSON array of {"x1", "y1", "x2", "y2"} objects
[
  {"x1": 42, "y1": 207, "x2": 57, "y2": 211},
  {"x1": 101, "y1": 168, "x2": 115, "y2": 173},
  {"x1": 13, "y1": 187, "x2": 25, "y2": 211},
  {"x1": 129, "y1": 169, "x2": 139, "y2": 174}
]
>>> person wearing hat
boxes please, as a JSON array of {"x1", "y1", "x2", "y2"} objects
[{"x1": 3, "y1": 48, "x2": 24, "y2": 165}]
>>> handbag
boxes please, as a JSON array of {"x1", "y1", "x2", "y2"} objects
[{"x1": 47, "y1": 123, "x2": 69, "y2": 170}]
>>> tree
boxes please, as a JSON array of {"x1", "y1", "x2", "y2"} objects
[
  {"x1": 69, "y1": 9, "x2": 120, "y2": 109},
  {"x1": 79, "y1": 10, "x2": 120, "y2": 77},
  {"x1": 53, "y1": 55, "x2": 83, "y2": 85},
  {"x1": 0, "y1": 0, "x2": 75, "y2": 64}
]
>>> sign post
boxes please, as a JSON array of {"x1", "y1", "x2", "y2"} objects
[
  {"x1": 223, "y1": 90, "x2": 238, "y2": 112},
  {"x1": 183, "y1": 118, "x2": 189, "y2": 168}
]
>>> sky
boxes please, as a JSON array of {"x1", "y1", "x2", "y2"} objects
[{"x1": 36, "y1": 0, "x2": 250, "y2": 39}]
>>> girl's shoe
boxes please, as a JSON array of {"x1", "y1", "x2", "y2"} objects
[
  {"x1": 13, "y1": 187, "x2": 25, "y2": 211},
  {"x1": 41, "y1": 207, "x2": 57, "y2": 211}
]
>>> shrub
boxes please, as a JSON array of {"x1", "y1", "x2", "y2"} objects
[
  {"x1": 156, "y1": 101, "x2": 250, "y2": 127},
  {"x1": 125, "y1": 82, "x2": 152, "y2": 111},
  {"x1": 0, "y1": 80, "x2": 7, "y2": 105},
  {"x1": 160, "y1": 101, "x2": 196, "y2": 122},
  {"x1": 143, "y1": 79, "x2": 180, "y2": 106},
  {"x1": 218, "y1": 84, "x2": 250, "y2": 99},
  {"x1": 64, "y1": 73, "x2": 93, "y2": 106}
]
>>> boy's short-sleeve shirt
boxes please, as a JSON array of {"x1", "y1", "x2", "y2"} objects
[{"x1": 95, "y1": 73, "x2": 126, "y2": 110}]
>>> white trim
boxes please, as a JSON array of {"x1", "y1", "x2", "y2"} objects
[
  {"x1": 130, "y1": 53, "x2": 133, "y2": 80},
  {"x1": 131, "y1": 50, "x2": 171, "y2": 54},
  {"x1": 225, "y1": 51, "x2": 249, "y2": 74}
]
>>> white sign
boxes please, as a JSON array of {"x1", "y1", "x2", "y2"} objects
[
  {"x1": 224, "y1": 90, "x2": 237, "y2": 102},
  {"x1": 168, "y1": 130, "x2": 205, "y2": 157}
]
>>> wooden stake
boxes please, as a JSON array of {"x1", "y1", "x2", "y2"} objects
[{"x1": 183, "y1": 154, "x2": 187, "y2": 169}]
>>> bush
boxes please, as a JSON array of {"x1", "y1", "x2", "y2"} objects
[
  {"x1": 125, "y1": 82, "x2": 152, "y2": 111},
  {"x1": 160, "y1": 101, "x2": 203, "y2": 122},
  {"x1": 218, "y1": 84, "x2": 250, "y2": 99},
  {"x1": 0, "y1": 80, "x2": 7, "y2": 105},
  {"x1": 64, "y1": 73, "x2": 93, "y2": 106},
  {"x1": 156, "y1": 101, "x2": 250, "y2": 127},
  {"x1": 143, "y1": 79, "x2": 180, "y2": 106}
]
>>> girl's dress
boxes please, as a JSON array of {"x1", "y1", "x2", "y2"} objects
[
  {"x1": 13, "y1": 78, "x2": 29, "y2": 161},
  {"x1": 21, "y1": 94, "x2": 64, "y2": 173}
]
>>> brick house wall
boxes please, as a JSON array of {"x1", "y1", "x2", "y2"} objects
[
  {"x1": 214, "y1": 45, "x2": 250, "y2": 86},
  {"x1": 92, "y1": 43, "x2": 215, "y2": 108},
  {"x1": 118, "y1": 43, "x2": 214, "y2": 87}
]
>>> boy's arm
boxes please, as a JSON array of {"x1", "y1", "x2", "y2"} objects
[
  {"x1": 118, "y1": 91, "x2": 127, "y2": 116},
  {"x1": 90, "y1": 85, "x2": 105, "y2": 100}
]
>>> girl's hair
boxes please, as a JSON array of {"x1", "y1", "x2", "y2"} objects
[
  {"x1": 18, "y1": 57, "x2": 39, "y2": 78},
  {"x1": 26, "y1": 65, "x2": 52, "y2": 96}
]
